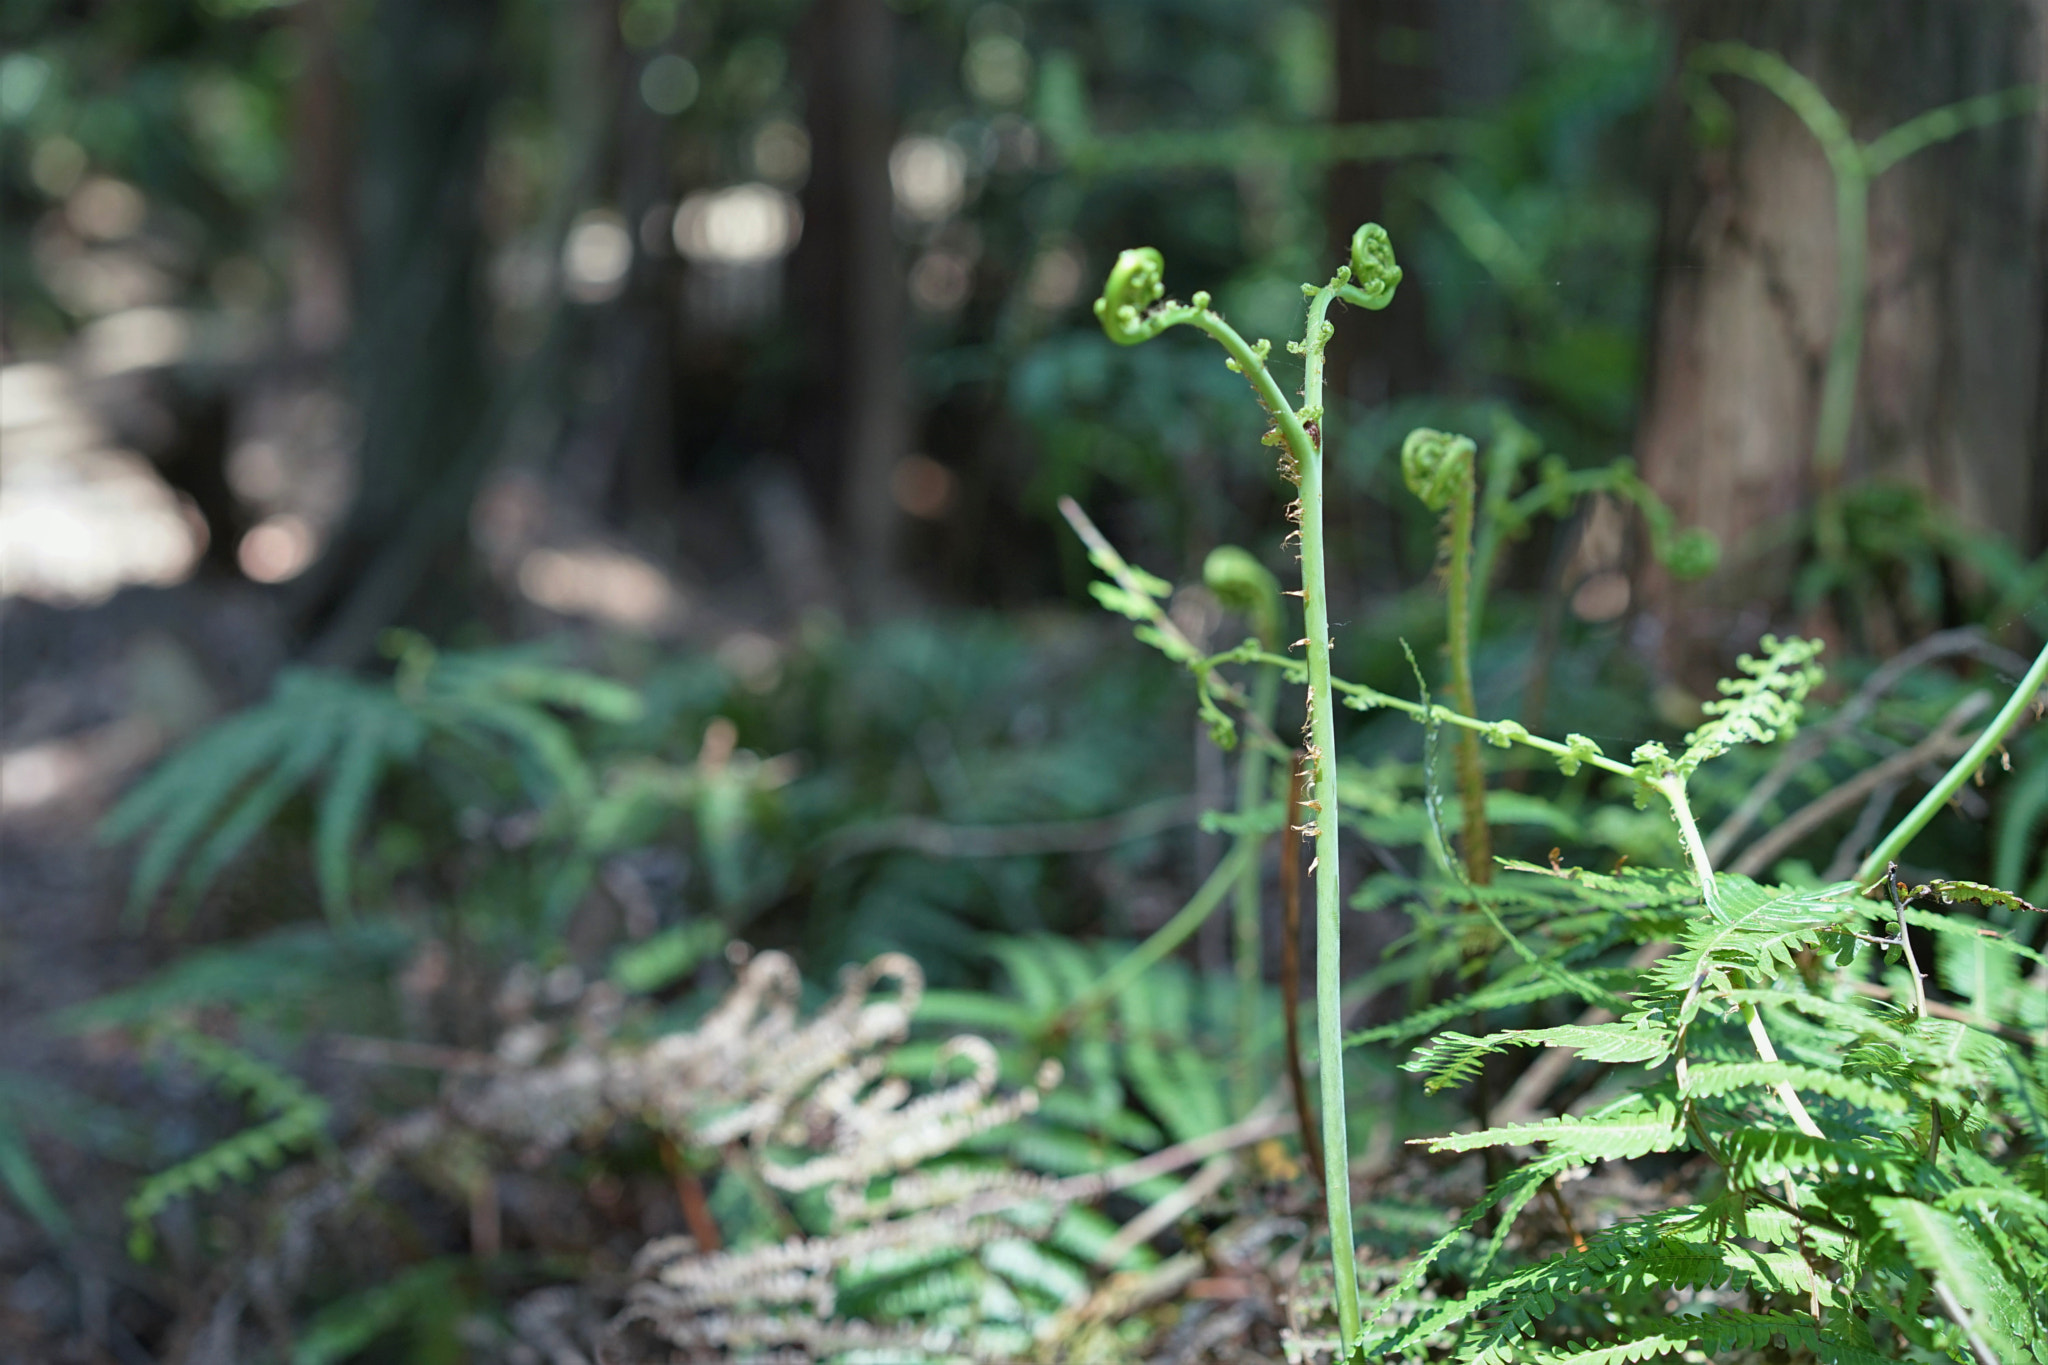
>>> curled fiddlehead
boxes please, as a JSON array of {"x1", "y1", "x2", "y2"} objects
[
  {"x1": 1401, "y1": 427, "x2": 1477, "y2": 512},
  {"x1": 1345, "y1": 223, "x2": 1403, "y2": 310},
  {"x1": 1093, "y1": 246, "x2": 1178, "y2": 345},
  {"x1": 1203, "y1": 546, "x2": 1284, "y2": 651}
]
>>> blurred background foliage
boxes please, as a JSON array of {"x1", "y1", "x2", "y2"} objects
[{"x1": 0, "y1": 0, "x2": 2043, "y2": 1358}]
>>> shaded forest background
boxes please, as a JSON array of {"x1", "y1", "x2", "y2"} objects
[{"x1": 0, "y1": 0, "x2": 2044, "y2": 1360}]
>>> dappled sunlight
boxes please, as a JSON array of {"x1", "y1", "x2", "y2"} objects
[{"x1": 0, "y1": 362, "x2": 204, "y2": 605}]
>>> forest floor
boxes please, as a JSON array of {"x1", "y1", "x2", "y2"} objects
[{"x1": 0, "y1": 582, "x2": 288, "y2": 1362}]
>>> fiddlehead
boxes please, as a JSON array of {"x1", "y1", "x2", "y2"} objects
[
  {"x1": 1401, "y1": 427, "x2": 1476, "y2": 512},
  {"x1": 1202, "y1": 546, "x2": 1283, "y2": 652},
  {"x1": 1343, "y1": 222, "x2": 1404, "y2": 311},
  {"x1": 1093, "y1": 247, "x2": 1176, "y2": 345}
]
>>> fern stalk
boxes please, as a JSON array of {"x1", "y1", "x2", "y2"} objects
[
  {"x1": 1856, "y1": 638, "x2": 2048, "y2": 883},
  {"x1": 1443, "y1": 463, "x2": 1492, "y2": 883},
  {"x1": 1086, "y1": 233, "x2": 1404, "y2": 1347},
  {"x1": 1295, "y1": 278, "x2": 1361, "y2": 1344}
]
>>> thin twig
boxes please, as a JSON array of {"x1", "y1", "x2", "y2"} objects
[{"x1": 1093, "y1": 1156, "x2": 1236, "y2": 1268}]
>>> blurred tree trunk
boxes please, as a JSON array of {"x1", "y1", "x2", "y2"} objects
[
  {"x1": 287, "y1": 0, "x2": 351, "y2": 356},
  {"x1": 1635, "y1": 0, "x2": 2048, "y2": 679},
  {"x1": 296, "y1": 0, "x2": 500, "y2": 663},
  {"x1": 791, "y1": 0, "x2": 908, "y2": 609},
  {"x1": 1325, "y1": 0, "x2": 1441, "y2": 407}
]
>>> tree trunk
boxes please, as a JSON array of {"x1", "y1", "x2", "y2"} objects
[
  {"x1": 791, "y1": 0, "x2": 909, "y2": 609},
  {"x1": 1635, "y1": 0, "x2": 2048, "y2": 680},
  {"x1": 1326, "y1": 0, "x2": 1442, "y2": 408},
  {"x1": 296, "y1": 0, "x2": 500, "y2": 663}
]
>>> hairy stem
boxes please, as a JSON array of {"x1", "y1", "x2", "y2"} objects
[
  {"x1": 1222, "y1": 645, "x2": 1639, "y2": 779},
  {"x1": 1444, "y1": 476, "x2": 1492, "y2": 883},
  {"x1": 1856, "y1": 639, "x2": 2048, "y2": 883},
  {"x1": 1296, "y1": 280, "x2": 1359, "y2": 1345}
]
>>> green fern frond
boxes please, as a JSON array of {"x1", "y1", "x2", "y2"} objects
[
  {"x1": 59, "y1": 921, "x2": 413, "y2": 1030},
  {"x1": 1680, "y1": 1060, "x2": 1910, "y2": 1115},
  {"x1": 1407, "y1": 1021, "x2": 1672, "y2": 1093},
  {"x1": 104, "y1": 650, "x2": 641, "y2": 922},
  {"x1": 1675, "y1": 635, "x2": 1826, "y2": 775},
  {"x1": 291, "y1": 1260, "x2": 462, "y2": 1365},
  {"x1": 1356, "y1": 1157, "x2": 1571, "y2": 1349},
  {"x1": 1713, "y1": 1128, "x2": 1918, "y2": 1190},
  {"x1": 1648, "y1": 877, "x2": 1854, "y2": 1028},
  {"x1": 1347, "y1": 972, "x2": 1618, "y2": 1049},
  {"x1": 1872, "y1": 1196, "x2": 2048, "y2": 1362},
  {"x1": 126, "y1": 1030, "x2": 329, "y2": 1259},
  {"x1": 1416, "y1": 1099, "x2": 1686, "y2": 1160}
]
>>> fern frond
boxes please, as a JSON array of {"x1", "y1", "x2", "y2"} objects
[
  {"x1": 1714, "y1": 1128, "x2": 1917, "y2": 1191},
  {"x1": 1407, "y1": 1020, "x2": 1673, "y2": 1094},
  {"x1": 1349, "y1": 968, "x2": 1640, "y2": 1051},
  {"x1": 1872, "y1": 1195, "x2": 2048, "y2": 1362},
  {"x1": 1680, "y1": 1060, "x2": 1909, "y2": 1115},
  {"x1": 1674, "y1": 635, "x2": 1825, "y2": 774},
  {"x1": 126, "y1": 1030, "x2": 329, "y2": 1258},
  {"x1": 1356, "y1": 1157, "x2": 1570, "y2": 1347},
  {"x1": 292, "y1": 1260, "x2": 462, "y2": 1365},
  {"x1": 1416, "y1": 1100, "x2": 1686, "y2": 1160},
  {"x1": 314, "y1": 706, "x2": 423, "y2": 918},
  {"x1": 1648, "y1": 877, "x2": 1854, "y2": 1028}
]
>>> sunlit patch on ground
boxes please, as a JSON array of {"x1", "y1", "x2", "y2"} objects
[
  {"x1": 0, "y1": 361, "x2": 205, "y2": 605},
  {"x1": 473, "y1": 470, "x2": 693, "y2": 635}
]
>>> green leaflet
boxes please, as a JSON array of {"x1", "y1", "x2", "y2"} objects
[
  {"x1": 1405, "y1": 1019, "x2": 1671, "y2": 1093},
  {"x1": 1679, "y1": 1060, "x2": 1909, "y2": 1115},
  {"x1": 1872, "y1": 1196, "x2": 2048, "y2": 1363},
  {"x1": 1415, "y1": 1100, "x2": 1686, "y2": 1159}
]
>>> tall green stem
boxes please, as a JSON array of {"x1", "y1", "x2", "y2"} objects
[
  {"x1": 1296, "y1": 282, "x2": 1359, "y2": 1344},
  {"x1": 1856, "y1": 640, "x2": 2048, "y2": 883},
  {"x1": 1090, "y1": 237, "x2": 1400, "y2": 1350}
]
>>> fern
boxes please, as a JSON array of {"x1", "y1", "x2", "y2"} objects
[
  {"x1": 101, "y1": 641, "x2": 643, "y2": 922},
  {"x1": 126, "y1": 1028, "x2": 330, "y2": 1259}
]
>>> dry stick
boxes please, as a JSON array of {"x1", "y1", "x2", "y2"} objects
[
  {"x1": 659, "y1": 1136, "x2": 725, "y2": 1253},
  {"x1": 1727, "y1": 690, "x2": 1992, "y2": 878},
  {"x1": 1093, "y1": 1156, "x2": 1237, "y2": 1269},
  {"x1": 1279, "y1": 755, "x2": 1323, "y2": 1176}
]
